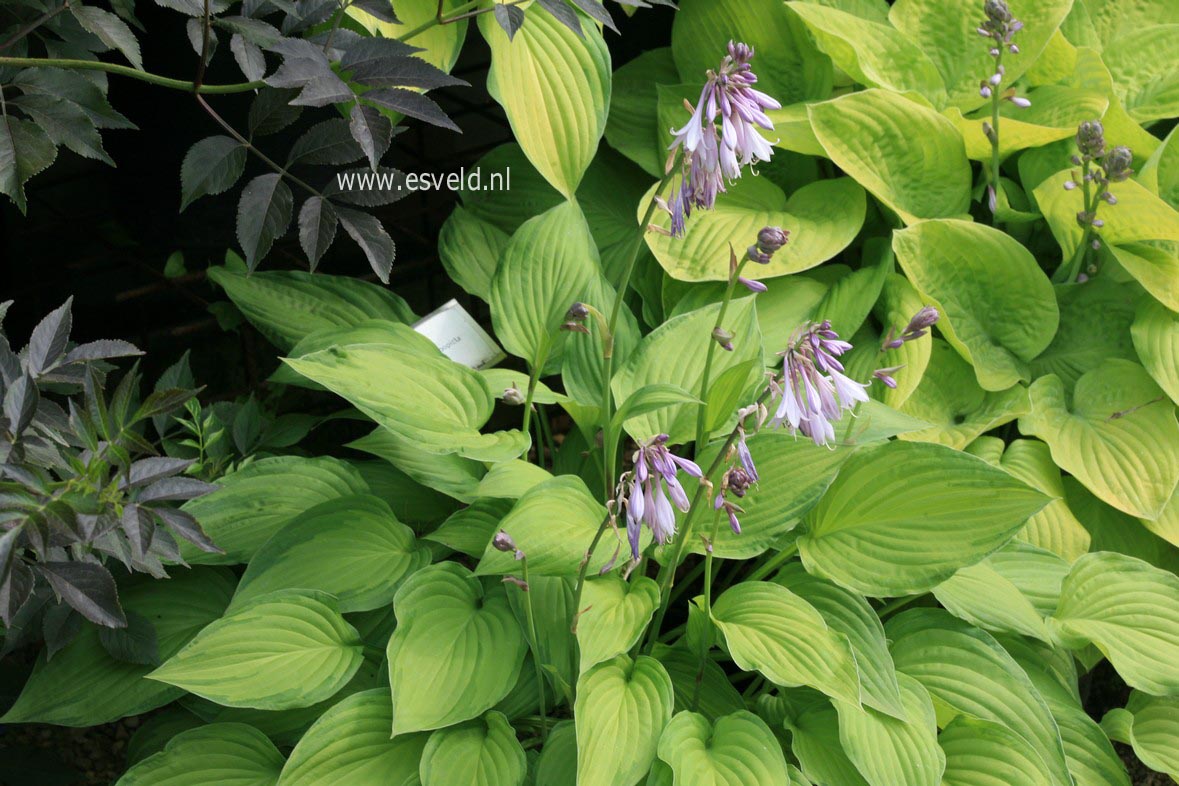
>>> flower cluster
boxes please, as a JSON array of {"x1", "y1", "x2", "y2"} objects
[
  {"x1": 623, "y1": 435, "x2": 703, "y2": 559},
  {"x1": 977, "y1": 0, "x2": 1026, "y2": 102},
  {"x1": 1064, "y1": 120, "x2": 1132, "y2": 262},
  {"x1": 769, "y1": 321, "x2": 869, "y2": 446},
  {"x1": 665, "y1": 42, "x2": 780, "y2": 237},
  {"x1": 737, "y1": 226, "x2": 789, "y2": 293},
  {"x1": 713, "y1": 426, "x2": 759, "y2": 536},
  {"x1": 875, "y1": 307, "x2": 940, "y2": 388}
]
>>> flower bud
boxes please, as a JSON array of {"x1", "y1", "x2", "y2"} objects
[
  {"x1": 1008, "y1": 96, "x2": 1031, "y2": 108},
  {"x1": 1076, "y1": 120, "x2": 1105, "y2": 159},
  {"x1": 502, "y1": 386, "x2": 526, "y2": 406},
  {"x1": 1102, "y1": 145, "x2": 1133, "y2": 182},
  {"x1": 979, "y1": 84, "x2": 993, "y2": 99},
  {"x1": 712, "y1": 327, "x2": 734, "y2": 352},
  {"x1": 492, "y1": 530, "x2": 518, "y2": 553},
  {"x1": 758, "y1": 226, "x2": 789, "y2": 253},
  {"x1": 1102, "y1": 192, "x2": 1117, "y2": 205},
  {"x1": 739, "y1": 276, "x2": 767, "y2": 293},
  {"x1": 989, "y1": 72, "x2": 1002, "y2": 86},
  {"x1": 1063, "y1": 180, "x2": 1077, "y2": 191},
  {"x1": 502, "y1": 576, "x2": 529, "y2": 591},
  {"x1": 567, "y1": 302, "x2": 589, "y2": 321},
  {"x1": 906, "y1": 306, "x2": 940, "y2": 332}
]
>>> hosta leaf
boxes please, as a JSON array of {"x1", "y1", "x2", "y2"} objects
[
  {"x1": 657, "y1": 645, "x2": 746, "y2": 722},
  {"x1": 798, "y1": 440, "x2": 1049, "y2": 596},
  {"x1": 236, "y1": 174, "x2": 293, "y2": 270},
  {"x1": 808, "y1": 89, "x2": 970, "y2": 224},
  {"x1": 786, "y1": 697, "x2": 870, "y2": 786},
  {"x1": 179, "y1": 456, "x2": 369, "y2": 565},
  {"x1": 438, "y1": 205, "x2": 509, "y2": 301},
  {"x1": 419, "y1": 711, "x2": 526, "y2": 786},
  {"x1": 386, "y1": 563, "x2": 526, "y2": 734},
  {"x1": 944, "y1": 87, "x2": 1109, "y2": 162},
  {"x1": 873, "y1": 273, "x2": 933, "y2": 409},
  {"x1": 938, "y1": 715, "x2": 1056, "y2": 786},
  {"x1": 893, "y1": 219, "x2": 1058, "y2": 391},
  {"x1": 230, "y1": 495, "x2": 429, "y2": 613},
  {"x1": 575, "y1": 654, "x2": 675, "y2": 786},
  {"x1": 284, "y1": 344, "x2": 529, "y2": 462},
  {"x1": 1101, "y1": 691, "x2": 1179, "y2": 780},
  {"x1": 180, "y1": 136, "x2": 246, "y2": 211},
  {"x1": 1020, "y1": 360, "x2": 1179, "y2": 519},
  {"x1": 276, "y1": 689, "x2": 428, "y2": 786},
  {"x1": 577, "y1": 576, "x2": 660, "y2": 675},
  {"x1": 656, "y1": 710, "x2": 791, "y2": 786},
  {"x1": 1103, "y1": 25, "x2": 1179, "y2": 123},
  {"x1": 348, "y1": 427, "x2": 486, "y2": 503},
  {"x1": 460, "y1": 144, "x2": 563, "y2": 234},
  {"x1": 206, "y1": 263, "x2": 416, "y2": 351},
  {"x1": 832, "y1": 674, "x2": 946, "y2": 786},
  {"x1": 1132, "y1": 297, "x2": 1179, "y2": 406},
  {"x1": 116, "y1": 723, "x2": 284, "y2": 786},
  {"x1": 711, "y1": 581, "x2": 861, "y2": 706},
  {"x1": 425, "y1": 497, "x2": 512, "y2": 558},
  {"x1": 1049, "y1": 552, "x2": 1179, "y2": 696},
  {"x1": 1110, "y1": 242, "x2": 1179, "y2": 315},
  {"x1": 1, "y1": 567, "x2": 234, "y2": 726},
  {"x1": 1031, "y1": 278, "x2": 1138, "y2": 390},
  {"x1": 775, "y1": 564, "x2": 904, "y2": 719},
  {"x1": 886, "y1": 609, "x2": 1073, "y2": 786},
  {"x1": 643, "y1": 177, "x2": 866, "y2": 283},
  {"x1": 148, "y1": 589, "x2": 363, "y2": 710},
  {"x1": 479, "y1": 6, "x2": 610, "y2": 197},
  {"x1": 270, "y1": 319, "x2": 439, "y2": 387},
  {"x1": 606, "y1": 48, "x2": 679, "y2": 176}
]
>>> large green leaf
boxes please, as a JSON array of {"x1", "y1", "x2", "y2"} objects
[
  {"x1": 577, "y1": 575, "x2": 660, "y2": 675},
  {"x1": 1050, "y1": 552, "x2": 1179, "y2": 696},
  {"x1": 798, "y1": 440, "x2": 1049, "y2": 596},
  {"x1": 207, "y1": 264, "x2": 414, "y2": 351},
  {"x1": 786, "y1": 697, "x2": 870, "y2": 786},
  {"x1": 886, "y1": 609, "x2": 1073, "y2": 786},
  {"x1": 284, "y1": 344, "x2": 529, "y2": 463},
  {"x1": 270, "y1": 320, "x2": 442, "y2": 388},
  {"x1": 116, "y1": 723, "x2": 284, "y2": 786},
  {"x1": 229, "y1": 495, "x2": 430, "y2": 613},
  {"x1": 657, "y1": 644, "x2": 746, "y2": 722},
  {"x1": 438, "y1": 205, "x2": 508, "y2": 302},
  {"x1": 605, "y1": 48, "x2": 679, "y2": 176},
  {"x1": 944, "y1": 87, "x2": 1110, "y2": 162},
  {"x1": 347, "y1": 0, "x2": 467, "y2": 73},
  {"x1": 1, "y1": 567, "x2": 235, "y2": 726},
  {"x1": 1103, "y1": 25, "x2": 1179, "y2": 123},
  {"x1": 276, "y1": 689, "x2": 428, "y2": 786},
  {"x1": 1101, "y1": 691, "x2": 1179, "y2": 780},
  {"x1": 1132, "y1": 297, "x2": 1179, "y2": 406},
  {"x1": 643, "y1": 176, "x2": 866, "y2": 283},
  {"x1": 489, "y1": 200, "x2": 600, "y2": 372},
  {"x1": 419, "y1": 711, "x2": 526, "y2": 786},
  {"x1": 575, "y1": 655, "x2": 675, "y2": 786},
  {"x1": 893, "y1": 219, "x2": 1059, "y2": 391},
  {"x1": 808, "y1": 89, "x2": 970, "y2": 223},
  {"x1": 425, "y1": 497, "x2": 512, "y2": 558},
  {"x1": 348, "y1": 427, "x2": 486, "y2": 503},
  {"x1": 656, "y1": 710, "x2": 792, "y2": 786},
  {"x1": 386, "y1": 563, "x2": 525, "y2": 734},
  {"x1": 1020, "y1": 359, "x2": 1179, "y2": 520},
  {"x1": 711, "y1": 581, "x2": 861, "y2": 706},
  {"x1": 938, "y1": 716, "x2": 1056, "y2": 786},
  {"x1": 1031, "y1": 279, "x2": 1138, "y2": 391},
  {"x1": 875, "y1": 274, "x2": 933, "y2": 409},
  {"x1": 832, "y1": 674, "x2": 946, "y2": 786},
  {"x1": 534, "y1": 720, "x2": 577, "y2": 786},
  {"x1": 180, "y1": 456, "x2": 369, "y2": 565},
  {"x1": 479, "y1": 6, "x2": 610, "y2": 197},
  {"x1": 459, "y1": 143, "x2": 563, "y2": 234},
  {"x1": 148, "y1": 589, "x2": 363, "y2": 710}
]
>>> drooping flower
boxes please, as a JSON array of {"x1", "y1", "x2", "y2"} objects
[
  {"x1": 624, "y1": 435, "x2": 703, "y2": 559},
  {"x1": 665, "y1": 42, "x2": 781, "y2": 237},
  {"x1": 882, "y1": 306, "x2": 940, "y2": 349},
  {"x1": 769, "y1": 321, "x2": 869, "y2": 447}
]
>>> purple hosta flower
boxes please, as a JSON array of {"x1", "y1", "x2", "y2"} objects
[
  {"x1": 734, "y1": 427, "x2": 758, "y2": 482},
  {"x1": 666, "y1": 42, "x2": 781, "y2": 237},
  {"x1": 882, "y1": 306, "x2": 939, "y2": 350},
  {"x1": 747, "y1": 226, "x2": 790, "y2": 264},
  {"x1": 492, "y1": 530, "x2": 525, "y2": 561},
  {"x1": 873, "y1": 366, "x2": 903, "y2": 389},
  {"x1": 624, "y1": 435, "x2": 703, "y2": 559},
  {"x1": 1076, "y1": 120, "x2": 1106, "y2": 160},
  {"x1": 714, "y1": 465, "x2": 754, "y2": 535},
  {"x1": 769, "y1": 321, "x2": 869, "y2": 447},
  {"x1": 739, "y1": 276, "x2": 767, "y2": 293}
]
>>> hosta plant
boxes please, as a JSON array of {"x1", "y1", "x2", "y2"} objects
[{"x1": 6, "y1": 0, "x2": 1179, "y2": 785}]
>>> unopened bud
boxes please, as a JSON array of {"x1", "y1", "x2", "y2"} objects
[
  {"x1": 906, "y1": 306, "x2": 940, "y2": 333},
  {"x1": 757, "y1": 226, "x2": 789, "y2": 253},
  {"x1": 502, "y1": 386, "x2": 526, "y2": 405},
  {"x1": 739, "y1": 276, "x2": 767, "y2": 293},
  {"x1": 567, "y1": 302, "x2": 589, "y2": 321},
  {"x1": 712, "y1": 327, "x2": 734, "y2": 352},
  {"x1": 503, "y1": 576, "x2": 529, "y2": 591},
  {"x1": 1008, "y1": 95, "x2": 1031, "y2": 108},
  {"x1": 1102, "y1": 145, "x2": 1133, "y2": 182},
  {"x1": 1076, "y1": 120, "x2": 1105, "y2": 159},
  {"x1": 492, "y1": 530, "x2": 517, "y2": 553}
]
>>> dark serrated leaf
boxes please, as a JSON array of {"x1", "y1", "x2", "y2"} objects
[
  {"x1": 180, "y1": 136, "x2": 247, "y2": 211},
  {"x1": 348, "y1": 103, "x2": 392, "y2": 170},
  {"x1": 3, "y1": 375, "x2": 39, "y2": 435},
  {"x1": 135, "y1": 386, "x2": 196, "y2": 422},
  {"x1": 338, "y1": 37, "x2": 422, "y2": 71},
  {"x1": 148, "y1": 525, "x2": 184, "y2": 564},
  {"x1": 290, "y1": 73, "x2": 355, "y2": 107},
  {"x1": 121, "y1": 503, "x2": 154, "y2": 558},
  {"x1": 185, "y1": 17, "x2": 218, "y2": 59},
  {"x1": 347, "y1": 55, "x2": 469, "y2": 90},
  {"x1": 281, "y1": 0, "x2": 335, "y2": 34},
  {"x1": 494, "y1": 4, "x2": 525, "y2": 39},
  {"x1": 230, "y1": 33, "x2": 267, "y2": 81},
  {"x1": 153, "y1": 507, "x2": 223, "y2": 554},
  {"x1": 0, "y1": 523, "x2": 22, "y2": 586},
  {"x1": 71, "y1": 5, "x2": 143, "y2": 69},
  {"x1": 362, "y1": 88, "x2": 460, "y2": 132},
  {"x1": 298, "y1": 196, "x2": 338, "y2": 269},
  {"x1": 0, "y1": 115, "x2": 58, "y2": 215},
  {"x1": 152, "y1": 0, "x2": 216, "y2": 15},
  {"x1": 264, "y1": 50, "x2": 330, "y2": 89},
  {"x1": 288, "y1": 118, "x2": 365, "y2": 166},
  {"x1": 122, "y1": 457, "x2": 196, "y2": 489},
  {"x1": 236, "y1": 173, "x2": 293, "y2": 270},
  {"x1": 138, "y1": 476, "x2": 218, "y2": 503},
  {"x1": 569, "y1": 0, "x2": 618, "y2": 32},
  {"x1": 323, "y1": 166, "x2": 408, "y2": 206},
  {"x1": 0, "y1": 580, "x2": 44, "y2": 653},
  {"x1": 110, "y1": 0, "x2": 144, "y2": 30},
  {"x1": 42, "y1": 602, "x2": 81, "y2": 660},
  {"x1": 537, "y1": 0, "x2": 584, "y2": 36},
  {"x1": 11, "y1": 94, "x2": 113, "y2": 166},
  {"x1": 350, "y1": 0, "x2": 399, "y2": 23},
  {"x1": 36, "y1": 561, "x2": 126, "y2": 628},
  {"x1": 98, "y1": 609, "x2": 159, "y2": 664},
  {"x1": 336, "y1": 206, "x2": 394, "y2": 283},
  {"x1": 247, "y1": 87, "x2": 303, "y2": 137},
  {"x1": 25, "y1": 298, "x2": 72, "y2": 375},
  {"x1": 63, "y1": 339, "x2": 142, "y2": 365},
  {"x1": 215, "y1": 15, "x2": 282, "y2": 47},
  {"x1": 13, "y1": 69, "x2": 136, "y2": 130}
]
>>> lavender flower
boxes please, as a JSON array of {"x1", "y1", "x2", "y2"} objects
[
  {"x1": 882, "y1": 306, "x2": 939, "y2": 350},
  {"x1": 769, "y1": 321, "x2": 869, "y2": 447},
  {"x1": 666, "y1": 42, "x2": 780, "y2": 237},
  {"x1": 714, "y1": 465, "x2": 754, "y2": 535},
  {"x1": 624, "y1": 435, "x2": 703, "y2": 559}
]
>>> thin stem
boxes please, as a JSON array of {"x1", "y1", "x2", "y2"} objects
[
  {"x1": 195, "y1": 0, "x2": 213, "y2": 91},
  {"x1": 690, "y1": 506, "x2": 726, "y2": 711},
  {"x1": 570, "y1": 512, "x2": 612, "y2": 634},
  {"x1": 694, "y1": 256, "x2": 749, "y2": 452},
  {"x1": 323, "y1": 0, "x2": 352, "y2": 54},
  {"x1": 1058, "y1": 160, "x2": 1097, "y2": 283},
  {"x1": 537, "y1": 404, "x2": 556, "y2": 469},
  {"x1": 521, "y1": 359, "x2": 542, "y2": 440},
  {"x1": 0, "y1": 57, "x2": 264, "y2": 93},
  {"x1": 0, "y1": 1, "x2": 70, "y2": 51},
  {"x1": 987, "y1": 51, "x2": 1004, "y2": 222},
  {"x1": 394, "y1": 0, "x2": 502, "y2": 43},
  {"x1": 520, "y1": 558, "x2": 549, "y2": 741},
  {"x1": 744, "y1": 542, "x2": 799, "y2": 583},
  {"x1": 667, "y1": 559, "x2": 706, "y2": 607},
  {"x1": 742, "y1": 674, "x2": 766, "y2": 699}
]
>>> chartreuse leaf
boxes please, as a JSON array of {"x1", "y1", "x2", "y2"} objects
[
  {"x1": 711, "y1": 581, "x2": 861, "y2": 706},
  {"x1": 438, "y1": 205, "x2": 508, "y2": 302},
  {"x1": 1103, "y1": 25, "x2": 1179, "y2": 123},
  {"x1": 944, "y1": 87, "x2": 1109, "y2": 162},
  {"x1": 459, "y1": 143, "x2": 563, "y2": 234},
  {"x1": 875, "y1": 274, "x2": 932, "y2": 409},
  {"x1": 671, "y1": 0, "x2": 832, "y2": 105},
  {"x1": 938, "y1": 716, "x2": 1056, "y2": 786},
  {"x1": 1031, "y1": 278, "x2": 1138, "y2": 390},
  {"x1": 1132, "y1": 297, "x2": 1179, "y2": 406},
  {"x1": 206, "y1": 264, "x2": 415, "y2": 352},
  {"x1": 270, "y1": 319, "x2": 441, "y2": 387},
  {"x1": 898, "y1": 340, "x2": 1030, "y2": 449},
  {"x1": 1020, "y1": 359, "x2": 1179, "y2": 520},
  {"x1": 612, "y1": 297, "x2": 762, "y2": 445},
  {"x1": 229, "y1": 495, "x2": 430, "y2": 613},
  {"x1": 116, "y1": 723, "x2": 284, "y2": 786},
  {"x1": 179, "y1": 456, "x2": 370, "y2": 565},
  {"x1": 575, "y1": 655, "x2": 675, "y2": 786},
  {"x1": 505, "y1": 574, "x2": 578, "y2": 696},
  {"x1": 1049, "y1": 552, "x2": 1179, "y2": 696},
  {"x1": 534, "y1": 720, "x2": 577, "y2": 786},
  {"x1": 577, "y1": 576, "x2": 660, "y2": 675},
  {"x1": 349, "y1": 427, "x2": 486, "y2": 503},
  {"x1": 643, "y1": 176, "x2": 866, "y2": 283},
  {"x1": 786, "y1": 696, "x2": 870, "y2": 786},
  {"x1": 656, "y1": 710, "x2": 791, "y2": 786},
  {"x1": 786, "y1": 3, "x2": 945, "y2": 101},
  {"x1": 419, "y1": 711, "x2": 526, "y2": 786},
  {"x1": 606, "y1": 48, "x2": 679, "y2": 176},
  {"x1": 276, "y1": 689, "x2": 428, "y2": 785},
  {"x1": 1102, "y1": 691, "x2": 1179, "y2": 780},
  {"x1": 799, "y1": 440, "x2": 1049, "y2": 596},
  {"x1": 148, "y1": 589, "x2": 363, "y2": 710},
  {"x1": 893, "y1": 219, "x2": 1058, "y2": 391},
  {"x1": 474, "y1": 476, "x2": 622, "y2": 577},
  {"x1": 490, "y1": 200, "x2": 599, "y2": 373},
  {"x1": 1111, "y1": 242, "x2": 1179, "y2": 316},
  {"x1": 1, "y1": 567, "x2": 234, "y2": 727},
  {"x1": 425, "y1": 497, "x2": 512, "y2": 558},
  {"x1": 1147, "y1": 488, "x2": 1179, "y2": 550},
  {"x1": 832, "y1": 674, "x2": 946, "y2": 786},
  {"x1": 657, "y1": 645, "x2": 746, "y2": 722},
  {"x1": 284, "y1": 344, "x2": 529, "y2": 463},
  {"x1": 886, "y1": 609, "x2": 1073, "y2": 786},
  {"x1": 808, "y1": 90, "x2": 970, "y2": 224},
  {"x1": 479, "y1": 6, "x2": 610, "y2": 198},
  {"x1": 387, "y1": 563, "x2": 525, "y2": 735},
  {"x1": 775, "y1": 564, "x2": 904, "y2": 719}
]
